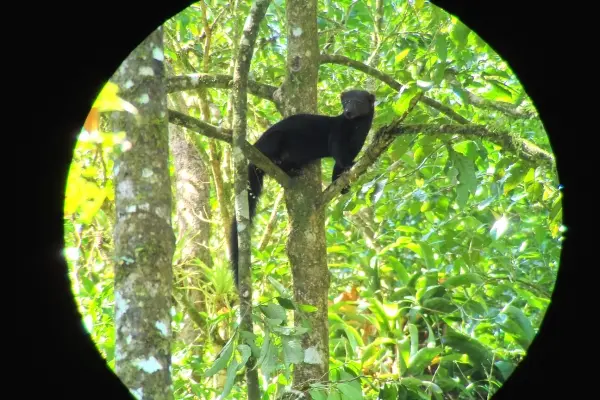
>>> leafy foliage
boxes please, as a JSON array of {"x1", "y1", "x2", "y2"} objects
[{"x1": 63, "y1": 0, "x2": 561, "y2": 399}]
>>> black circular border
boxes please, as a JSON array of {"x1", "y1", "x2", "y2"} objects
[{"x1": 20, "y1": 0, "x2": 584, "y2": 399}]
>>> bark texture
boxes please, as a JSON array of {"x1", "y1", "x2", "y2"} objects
[
  {"x1": 280, "y1": 0, "x2": 330, "y2": 391},
  {"x1": 168, "y1": 90, "x2": 212, "y2": 373},
  {"x1": 230, "y1": 1, "x2": 272, "y2": 398},
  {"x1": 111, "y1": 26, "x2": 176, "y2": 400}
]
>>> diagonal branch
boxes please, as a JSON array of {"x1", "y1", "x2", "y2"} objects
[
  {"x1": 444, "y1": 69, "x2": 535, "y2": 119},
  {"x1": 167, "y1": 109, "x2": 291, "y2": 189},
  {"x1": 318, "y1": 95, "x2": 555, "y2": 208},
  {"x1": 319, "y1": 54, "x2": 469, "y2": 124},
  {"x1": 399, "y1": 123, "x2": 554, "y2": 166},
  {"x1": 167, "y1": 73, "x2": 278, "y2": 103}
]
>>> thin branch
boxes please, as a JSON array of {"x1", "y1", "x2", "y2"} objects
[
  {"x1": 257, "y1": 189, "x2": 285, "y2": 250},
  {"x1": 444, "y1": 69, "x2": 535, "y2": 119},
  {"x1": 399, "y1": 123, "x2": 554, "y2": 166},
  {"x1": 319, "y1": 54, "x2": 469, "y2": 124},
  {"x1": 167, "y1": 109, "x2": 292, "y2": 189},
  {"x1": 318, "y1": 93, "x2": 554, "y2": 208},
  {"x1": 167, "y1": 73, "x2": 278, "y2": 102},
  {"x1": 231, "y1": 1, "x2": 272, "y2": 398}
]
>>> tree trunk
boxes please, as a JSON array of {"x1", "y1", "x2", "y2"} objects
[
  {"x1": 231, "y1": 1, "x2": 273, "y2": 399},
  {"x1": 168, "y1": 93, "x2": 212, "y2": 377},
  {"x1": 280, "y1": 0, "x2": 330, "y2": 390},
  {"x1": 111, "y1": 26, "x2": 176, "y2": 400}
]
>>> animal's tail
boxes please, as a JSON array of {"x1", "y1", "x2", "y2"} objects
[{"x1": 229, "y1": 163, "x2": 264, "y2": 287}]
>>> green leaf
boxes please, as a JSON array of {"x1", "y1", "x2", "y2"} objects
[
  {"x1": 342, "y1": 322, "x2": 365, "y2": 348},
  {"x1": 443, "y1": 273, "x2": 484, "y2": 288},
  {"x1": 377, "y1": 383, "x2": 398, "y2": 399},
  {"x1": 495, "y1": 360, "x2": 516, "y2": 380},
  {"x1": 451, "y1": 20, "x2": 471, "y2": 50},
  {"x1": 361, "y1": 337, "x2": 396, "y2": 364},
  {"x1": 309, "y1": 388, "x2": 329, "y2": 400},
  {"x1": 338, "y1": 382, "x2": 363, "y2": 399},
  {"x1": 435, "y1": 35, "x2": 447, "y2": 62},
  {"x1": 276, "y1": 296, "x2": 296, "y2": 310},
  {"x1": 422, "y1": 298, "x2": 458, "y2": 314},
  {"x1": 451, "y1": 87, "x2": 470, "y2": 106},
  {"x1": 432, "y1": 62, "x2": 446, "y2": 85},
  {"x1": 419, "y1": 285, "x2": 446, "y2": 302},
  {"x1": 300, "y1": 304, "x2": 319, "y2": 313},
  {"x1": 233, "y1": 342, "x2": 247, "y2": 360},
  {"x1": 256, "y1": 330, "x2": 271, "y2": 367},
  {"x1": 391, "y1": 136, "x2": 411, "y2": 160},
  {"x1": 408, "y1": 323, "x2": 419, "y2": 356},
  {"x1": 219, "y1": 358, "x2": 239, "y2": 399},
  {"x1": 503, "y1": 162, "x2": 527, "y2": 193},
  {"x1": 327, "y1": 389, "x2": 342, "y2": 400},
  {"x1": 282, "y1": 338, "x2": 304, "y2": 364},
  {"x1": 418, "y1": 241, "x2": 436, "y2": 269},
  {"x1": 204, "y1": 337, "x2": 235, "y2": 377},
  {"x1": 261, "y1": 342, "x2": 279, "y2": 375},
  {"x1": 239, "y1": 330, "x2": 261, "y2": 358},
  {"x1": 387, "y1": 258, "x2": 410, "y2": 284},
  {"x1": 260, "y1": 303, "x2": 287, "y2": 322},
  {"x1": 442, "y1": 327, "x2": 494, "y2": 371},
  {"x1": 395, "y1": 48, "x2": 410, "y2": 65},
  {"x1": 393, "y1": 84, "x2": 420, "y2": 116},
  {"x1": 499, "y1": 305, "x2": 536, "y2": 349},
  {"x1": 450, "y1": 150, "x2": 477, "y2": 208},
  {"x1": 413, "y1": 147, "x2": 426, "y2": 165},
  {"x1": 268, "y1": 276, "x2": 289, "y2": 296},
  {"x1": 406, "y1": 347, "x2": 442, "y2": 375}
]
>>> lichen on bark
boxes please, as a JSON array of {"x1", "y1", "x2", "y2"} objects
[
  {"x1": 110, "y1": 26, "x2": 176, "y2": 400},
  {"x1": 280, "y1": 0, "x2": 331, "y2": 390}
]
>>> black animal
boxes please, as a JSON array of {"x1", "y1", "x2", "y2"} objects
[{"x1": 229, "y1": 89, "x2": 376, "y2": 287}]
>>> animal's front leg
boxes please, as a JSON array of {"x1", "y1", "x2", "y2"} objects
[{"x1": 332, "y1": 162, "x2": 353, "y2": 194}]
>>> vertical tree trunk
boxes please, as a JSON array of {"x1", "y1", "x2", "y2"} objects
[
  {"x1": 280, "y1": 0, "x2": 330, "y2": 390},
  {"x1": 111, "y1": 26, "x2": 175, "y2": 400},
  {"x1": 168, "y1": 93, "x2": 212, "y2": 364},
  {"x1": 231, "y1": 1, "x2": 272, "y2": 399}
]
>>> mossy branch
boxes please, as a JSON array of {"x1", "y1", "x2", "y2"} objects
[{"x1": 167, "y1": 73, "x2": 278, "y2": 103}]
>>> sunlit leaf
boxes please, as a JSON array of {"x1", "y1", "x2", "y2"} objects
[
  {"x1": 435, "y1": 35, "x2": 447, "y2": 62},
  {"x1": 395, "y1": 48, "x2": 410, "y2": 65},
  {"x1": 490, "y1": 215, "x2": 509, "y2": 239}
]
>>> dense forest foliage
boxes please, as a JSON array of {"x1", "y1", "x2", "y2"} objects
[{"x1": 63, "y1": 0, "x2": 562, "y2": 399}]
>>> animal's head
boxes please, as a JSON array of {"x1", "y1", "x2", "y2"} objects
[{"x1": 340, "y1": 90, "x2": 376, "y2": 120}]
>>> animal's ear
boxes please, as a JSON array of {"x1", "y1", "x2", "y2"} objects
[{"x1": 369, "y1": 93, "x2": 376, "y2": 103}]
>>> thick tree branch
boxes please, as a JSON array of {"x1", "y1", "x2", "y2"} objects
[
  {"x1": 167, "y1": 73, "x2": 278, "y2": 102},
  {"x1": 167, "y1": 109, "x2": 291, "y2": 189},
  {"x1": 319, "y1": 54, "x2": 470, "y2": 124}
]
